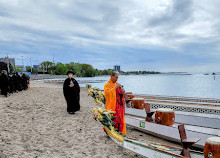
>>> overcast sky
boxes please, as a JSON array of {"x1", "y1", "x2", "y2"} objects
[{"x1": 0, "y1": 0, "x2": 219, "y2": 72}]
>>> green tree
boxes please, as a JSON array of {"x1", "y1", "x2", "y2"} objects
[
  {"x1": 55, "y1": 63, "x2": 68, "y2": 75},
  {"x1": 107, "y1": 69, "x2": 113, "y2": 75},
  {"x1": 80, "y1": 64, "x2": 96, "y2": 77},
  {"x1": 40, "y1": 61, "x2": 54, "y2": 73},
  {"x1": 65, "y1": 63, "x2": 76, "y2": 74},
  {"x1": 25, "y1": 66, "x2": 35, "y2": 72},
  {"x1": 13, "y1": 67, "x2": 23, "y2": 72},
  {"x1": 102, "y1": 69, "x2": 108, "y2": 75},
  {"x1": 36, "y1": 60, "x2": 119, "y2": 77}
]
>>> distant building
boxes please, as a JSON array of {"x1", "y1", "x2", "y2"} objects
[
  {"x1": 0, "y1": 57, "x2": 15, "y2": 67},
  {"x1": 33, "y1": 65, "x2": 39, "y2": 72},
  {"x1": 114, "y1": 65, "x2": 121, "y2": 72}
]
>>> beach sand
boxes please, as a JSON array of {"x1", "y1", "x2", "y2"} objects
[{"x1": 0, "y1": 81, "x2": 180, "y2": 158}]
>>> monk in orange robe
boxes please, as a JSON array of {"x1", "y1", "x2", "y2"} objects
[{"x1": 104, "y1": 72, "x2": 126, "y2": 135}]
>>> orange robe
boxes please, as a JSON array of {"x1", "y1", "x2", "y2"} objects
[{"x1": 104, "y1": 79, "x2": 126, "y2": 135}]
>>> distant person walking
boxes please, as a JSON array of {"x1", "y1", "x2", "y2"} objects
[{"x1": 63, "y1": 71, "x2": 80, "y2": 114}]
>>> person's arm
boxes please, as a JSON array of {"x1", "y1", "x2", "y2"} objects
[
  {"x1": 115, "y1": 83, "x2": 121, "y2": 90},
  {"x1": 73, "y1": 79, "x2": 80, "y2": 93},
  {"x1": 74, "y1": 79, "x2": 80, "y2": 102},
  {"x1": 104, "y1": 83, "x2": 115, "y2": 96},
  {"x1": 63, "y1": 79, "x2": 68, "y2": 96}
]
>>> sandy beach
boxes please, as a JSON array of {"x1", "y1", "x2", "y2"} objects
[{"x1": 0, "y1": 81, "x2": 180, "y2": 158}]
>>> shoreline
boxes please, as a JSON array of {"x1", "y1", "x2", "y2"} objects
[
  {"x1": 0, "y1": 81, "x2": 181, "y2": 158},
  {"x1": 30, "y1": 74, "x2": 109, "y2": 81}
]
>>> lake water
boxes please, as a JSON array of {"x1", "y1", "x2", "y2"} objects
[{"x1": 75, "y1": 74, "x2": 220, "y2": 99}]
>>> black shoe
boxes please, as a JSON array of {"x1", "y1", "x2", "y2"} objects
[{"x1": 68, "y1": 111, "x2": 75, "y2": 115}]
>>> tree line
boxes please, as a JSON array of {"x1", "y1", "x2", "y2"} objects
[
  {"x1": 1, "y1": 61, "x2": 160, "y2": 77},
  {"x1": 26, "y1": 61, "x2": 114, "y2": 77}
]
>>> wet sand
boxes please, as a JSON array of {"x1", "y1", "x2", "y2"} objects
[{"x1": 0, "y1": 81, "x2": 180, "y2": 158}]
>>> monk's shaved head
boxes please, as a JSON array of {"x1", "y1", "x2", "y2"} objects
[
  {"x1": 111, "y1": 71, "x2": 119, "y2": 83},
  {"x1": 111, "y1": 71, "x2": 118, "y2": 76}
]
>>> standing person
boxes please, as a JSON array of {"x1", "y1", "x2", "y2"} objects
[
  {"x1": 8, "y1": 74, "x2": 14, "y2": 94},
  {"x1": 16, "y1": 72, "x2": 22, "y2": 91},
  {"x1": 0, "y1": 70, "x2": 9, "y2": 97},
  {"x1": 63, "y1": 71, "x2": 80, "y2": 114},
  {"x1": 26, "y1": 74, "x2": 30, "y2": 89},
  {"x1": 104, "y1": 71, "x2": 126, "y2": 135},
  {"x1": 0, "y1": 72, "x2": 2, "y2": 91},
  {"x1": 12, "y1": 73, "x2": 18, "y2": 92},
  {"x1": 21, "y1": 73, "x2": 28, "y2": 90}
]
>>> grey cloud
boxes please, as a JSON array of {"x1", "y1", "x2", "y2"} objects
[
  {"x1": 0, "y1": 0, "x2": 219, "y2": 71},
  {"x1": 148, "y1": 0, "x2": 193, "y2": 27}
]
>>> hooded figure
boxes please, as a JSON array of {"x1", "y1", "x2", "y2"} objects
[{"x1": 63, "y1": 71, "x2": 80, "y2": 114}]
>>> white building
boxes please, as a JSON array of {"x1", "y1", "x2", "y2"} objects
[{"x1": 0, "y1": 57, "x2": 15, "y2": 67}]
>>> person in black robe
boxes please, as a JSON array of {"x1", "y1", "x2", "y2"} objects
[
  {"x1": 8, "y1": 74, "x2": 14, "y2": 94},
  {"x1": 63, "y1": 71, "x2": 80, "y2": 114},
  {"x1": 0, "y1": 72, "x2": 2, "y2": 91},
  {"x1": 21, "y1": 73, "x2": 28, "y2": 90},
  {"x1": 16, "y1": 72, "x2": 22, "y2": 91},
  {"x1": 12, "y1": 73, "x2": 18, "y2": 92},
  {"x1": 27, "y1": 74, "x2": 30, "y2": 88},
  {"x1": 0, "y1": 70, "x2": 9, "y2": 97}
]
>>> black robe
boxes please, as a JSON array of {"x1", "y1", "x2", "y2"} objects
[
  {"x1": 0, "y1": 74, "x2": 2, "y2": 90},
  {"x1": 12, "y1": 74, "x2": 18, "y2": 92},
  {"x1": 8, "y1": 75, "x2": 14, "y2": 93},
  {"x1": 0, "y1": 73, "x2": 9, "y2": 96},
  {"x1": 16, "y1": 74, "x2": 22, "y2": 91},
  {"x1": 21, "y1": 74, "x2": 28, "y2": 90},
  {"x1": 63, "y1": 78, "x2": 80, "y2": 113}
]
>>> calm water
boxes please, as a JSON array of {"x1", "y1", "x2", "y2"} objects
[{"x1": 76, "y1": 74, "x2": 220, "y2": 99}]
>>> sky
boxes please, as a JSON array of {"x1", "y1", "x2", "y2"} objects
[{"x1": 0, "y1": 0, "x2": 219, "y2": 72}]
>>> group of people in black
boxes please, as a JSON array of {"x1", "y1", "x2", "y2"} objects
[
  {"x1": 0, "y1": 69, "x2": 80, "y2": 115},
  {"x1": 0, "y1": 70, "x2": 30, "y2": 97}
]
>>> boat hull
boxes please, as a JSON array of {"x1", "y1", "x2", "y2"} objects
[
  {"x1": 125, "y1": 115, "x2": 217, "y2": 149},
  {"x1": 126, "y1": 108, "x2": 220, "y2": 129},
  {"x1": 124, "y1": 139, "x2": 203, "y2": 158}
]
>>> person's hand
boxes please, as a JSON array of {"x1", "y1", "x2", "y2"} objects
[
  {"x1": 115, "y1": 84, "x2": 121, "y2": 89},
  {"x1": 69, "y1": 83, "x2": 74, "y2": 87},
  {"x1": 122, "y1": 89, "x2": 125, "y2": 94}
]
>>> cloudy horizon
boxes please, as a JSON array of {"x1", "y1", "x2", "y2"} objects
[{"x1": 0, "y1": 0, "x2": 220, "y2": 72}]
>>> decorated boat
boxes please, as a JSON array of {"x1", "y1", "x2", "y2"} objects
[
  {"x1": 92, "y1": 107, "x2": 204, "y2": 158},
  {"x1": 125, "y1": 96, "x2": 220, "y2": 149},
  {"x1": 88, "y1": 85, "x2": 220, "y2": 157},
  {"x1": 86, "y1": 84, "x2": 105, "y2": 106}
]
